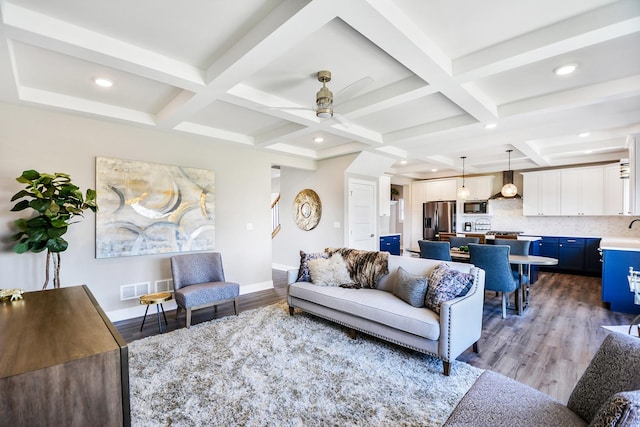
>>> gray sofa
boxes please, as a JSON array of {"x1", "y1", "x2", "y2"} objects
[
  {"x1": 287, "y1": 253, "x2": 485, "y2": 375},
  {"x1": 444, "y1": 332, "x2": 640, "y2": 426}
]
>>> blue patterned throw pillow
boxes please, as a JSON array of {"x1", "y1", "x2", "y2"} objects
[
  {"x1": 424, "y1": 263, "x2": 473, "y2": 314},
  {"x1": 296, "y1": 250, "x2": 329, "y2": 283}
]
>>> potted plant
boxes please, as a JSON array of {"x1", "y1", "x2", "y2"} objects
[{"x1": 10, "y1": 170, "x2": 97, "y2": 289}]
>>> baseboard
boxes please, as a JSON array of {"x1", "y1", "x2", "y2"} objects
[
  {"x1": 106, "y1": 280, "x2": 274, "y2": 322},
  {"x1": 272, "y1": 263, "x2": 297, "y2": 271},
  {"x1": 239, "y1": 280, "x2": 273, "y2": 294},
  {"x1": 107, "y1": 300, "x2": 179, "y2": 323}
]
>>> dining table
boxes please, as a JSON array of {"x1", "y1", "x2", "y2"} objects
[{"x1": 449, "y1": 250, "x2": 558, "y2": 314}]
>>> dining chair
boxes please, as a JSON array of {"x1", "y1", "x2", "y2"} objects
[
  {"x1": 170, "y1": 252, "x2": 240, "y2": 328},
  {"x1": 495, "y1": 238, "x2": 532, "y2": 302},
  {"x1": 468, "y1": 243, "x2": 519, "y2": 318},
  {"x1": 418, "y1": 240, "x2": 452, "y2": 261},
  {"x1": 438, "y1": 232, "x2": 456, "y2": 242},
  {"x1": 449, "y1": 236, "x2": 480, "y2": 248}
]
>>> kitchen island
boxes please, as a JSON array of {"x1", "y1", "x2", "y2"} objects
[{"x1": 600, "y1": 237, "x2": 640, "y2": 314}]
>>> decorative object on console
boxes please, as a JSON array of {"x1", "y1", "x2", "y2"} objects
[
  {"x1": 500, "y1": 149, "x2": 518, "y2": 198},
  {"x1": 293, "y1": 188, "x2": 322, "y2": 231},
  {"x1": 10, "y1": 170, "x2": 97, "y2": 289},
  {"x1": 457, "y1": 156, "x2": 471, "y2": 200},
  {"x1": 95, "y1": 157, "x2": 215, "y2": 258},
  {"x1": 0, "y1": 288, "x2": 24, "y2": 301}
]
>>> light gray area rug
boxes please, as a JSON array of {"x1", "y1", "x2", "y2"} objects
[{"x1": 128, "y1": 303, "x2": 482, "y2": 426}]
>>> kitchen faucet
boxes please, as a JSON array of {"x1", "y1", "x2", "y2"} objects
[{"x1": 629, "y1": 219, "x2": 640, "y2": 229}]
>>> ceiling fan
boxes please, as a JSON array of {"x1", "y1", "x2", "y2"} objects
[{"x1": 269, "y1": 70, "x2": 373, "y2": 124}]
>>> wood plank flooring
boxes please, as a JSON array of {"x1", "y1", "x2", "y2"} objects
[{"x1": 114, "y1": 269, "x2": 634, "y2": 404}]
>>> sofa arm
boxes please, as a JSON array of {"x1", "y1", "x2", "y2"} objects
[
  {"x1": 287, "y1": 268, "x2": 299, "y2": 285},
  {"x1": 438, "y1": 267, "x2": 485, "y2": 362}
]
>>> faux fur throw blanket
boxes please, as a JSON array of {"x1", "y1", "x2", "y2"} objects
[{"x1": 325, "y1": 248, "x2": 389, "y2": 289}]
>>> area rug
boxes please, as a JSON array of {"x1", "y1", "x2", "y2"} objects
[{"x1": 128, "y1": 303, "x2": 482, "y2": 426}]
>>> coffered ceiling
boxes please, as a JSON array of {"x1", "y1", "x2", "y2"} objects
[{"x1": 0, "y1": 0, "x2": 639, "y2": 179}]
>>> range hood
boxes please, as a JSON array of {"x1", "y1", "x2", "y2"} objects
[{"x1": 489, "y1": 171, "x2": 522, "y2": 199}]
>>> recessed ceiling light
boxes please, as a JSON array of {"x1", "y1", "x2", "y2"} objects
[
  {"x1": 485, "y1": 123, "x2": 496, "y2": 129},
  {"x1": 554, "y1": 63, "x2": 578, "y2": 76},
  {"x1": 93, "y1": 77, "x2": 113, "y2": 87},
  {"x1": 578, "y1": 132, "x2": 590, "y2": 137},
  {"x1": 584, "y1": 150, "x2": 593, "y2": 154},
  {"x1": 431, "y1": 168, "x2": 438, "y2": 172},
  {"x1": 400, "y1": 160, "x2": 407, "y2": 165},
  {"x1": 313, "y1": 137, "x2": 324, "y2": 143}
]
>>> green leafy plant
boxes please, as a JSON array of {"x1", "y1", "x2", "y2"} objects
[{"x1": 10, "y1": 170, "x2": 97, "y2": 289}]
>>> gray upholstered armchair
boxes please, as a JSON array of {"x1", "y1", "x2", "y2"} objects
[
  {"x1": 444, "y1": 332, "x2": 640, "y2": 426},
  {"x1": 170, "y1": 252, "x2": 240, "y2": 328}
]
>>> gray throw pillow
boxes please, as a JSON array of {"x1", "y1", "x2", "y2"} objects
[
  {"x1": 424, "y1": 263, "x2": 474, "y2": 314},
  {"x1": 392, "y1": 266, "x2": 427, "y2": 308}
]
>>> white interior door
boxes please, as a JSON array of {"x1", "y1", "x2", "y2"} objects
[{"x1": 348, "y1": 178, "x2": 377, "y2": 250}]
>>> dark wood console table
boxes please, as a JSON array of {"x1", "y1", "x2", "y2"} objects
[{"x1": 0, "y1": 285, "x2": 130, "y2": 426}]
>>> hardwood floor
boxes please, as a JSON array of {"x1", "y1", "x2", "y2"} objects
[{"x1": 114, "y1": 268, "x2": 634, "y2": 404}]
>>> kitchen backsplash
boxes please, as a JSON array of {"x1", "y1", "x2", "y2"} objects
[{"x1": 486, "y1": 198, "x2": 640, "y2": 238}]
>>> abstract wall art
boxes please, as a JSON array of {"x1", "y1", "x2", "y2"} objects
[{"x1": 96, "y1": 157, "x2": 215, "y2": 258}]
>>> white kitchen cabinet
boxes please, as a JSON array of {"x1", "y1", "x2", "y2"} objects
[
  {"x1": 560, "y1": 167, "x2": 603, "y2": 216},
  {"x1": 604, "y1": 163, "x2": 628, "y2": 215},
  {"x1": 522, "y1": 171, "x2": 561, "y2": 216},
  {"x1": 379, "y1": 175, "x2": 391, "y2": 216},
  {"x1": 425, "y1": 179, "x2": 457, "y2": 201},
  {"x1": 462, "y1": 176, "x2": 494, "y2": 200},
  {"x1": 410, "y1": 181, "x2": 428, "y2": 248}
]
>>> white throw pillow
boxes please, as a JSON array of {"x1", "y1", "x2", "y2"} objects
[{"x1": 308, "y1": 254, "x2": 353, "y2": 286}]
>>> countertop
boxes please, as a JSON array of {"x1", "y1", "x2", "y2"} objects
[
  {"x1": 379, "y1": 233, "x2": 401, "y2": 237},
  {"x1": 600, "y1": 237, "x2": 640, "y2": 252}
]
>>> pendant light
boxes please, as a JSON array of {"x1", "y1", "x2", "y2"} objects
[
  {"x1": 457, "y1": 156, "x2": 471, "y2": 200},
  {"x1": 501, "y1": 149, "x2": 518, "y2": 198}
]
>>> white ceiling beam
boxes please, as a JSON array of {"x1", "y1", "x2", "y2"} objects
[
  {"x1": 512, "y1": 141, "x2": 551, "y2": 167},
  {"x1": 341, "y1": 0, "x2": 498, "y2": 124},
  {"x1": 454, "y1": 0, "x2": 640, "y2": 82},
  {"x1": 173, "y1": 122, "x2": 254, "y2": 145},
  {"x1": 18, "y1": 86, "x2": 156, "y2": 125},
  {"x1": 1, "y1": 3, "x2": 205, "y2": 91},
  {"x1": 155, "y1": 0, "x2": 334, "y2": 129},
  {"x1": 384, "y1": 115, "x2": 478, "y2": 144},
  {"x1": 500, "y1": 74, "x2": 640, "y2": 118}
]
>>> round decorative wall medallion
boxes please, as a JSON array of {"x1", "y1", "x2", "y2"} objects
[{"x1": 293, "y1": 189, "x2": 322, "y2": 231}]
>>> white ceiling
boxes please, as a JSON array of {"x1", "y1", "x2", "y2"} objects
[{"x1": 1, "y1": 0, "x2": 639, "y2": 179}]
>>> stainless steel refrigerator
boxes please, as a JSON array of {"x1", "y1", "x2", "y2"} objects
[{"x1": 423, "y1": 201, "x2": 456, "y2": 240}]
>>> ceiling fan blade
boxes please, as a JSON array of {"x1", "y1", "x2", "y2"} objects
[
  {"x1": 265, "y1": 106, "x2": 313, "y2": 111},
  {"x1": 334, "y1": 76, "x2": 374, "y2": 105}
]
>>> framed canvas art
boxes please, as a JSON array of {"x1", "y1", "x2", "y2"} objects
[{"x1": 96, "y1": 157, "x2": 215, "y2": 258}]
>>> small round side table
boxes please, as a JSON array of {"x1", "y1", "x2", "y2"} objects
[{"x1": 139, "y1": 292, "x2": 172, "y2": 333}]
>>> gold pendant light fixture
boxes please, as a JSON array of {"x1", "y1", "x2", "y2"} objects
[
  {"x1": 457, "y1": 156, "x2": 471, "y2": 200},
  {"x1": 501, "y1": 149, "x2": 518, "y2": 198}
]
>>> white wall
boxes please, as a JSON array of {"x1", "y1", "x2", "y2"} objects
[
  {"x1": 272, "y1": 154, "x2": 358, "y2": 268},
  {"x1": 0, "y1": 103, "x2": 312, "y2": 318}
]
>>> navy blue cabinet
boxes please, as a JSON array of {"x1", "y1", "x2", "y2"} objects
[
  {"x1": 537, "y1": 237, "x2": 559, "y2": 259},
  {"x1": 558, "y1": 238, "x2": 585, "y2": 271},
  {"x1": 380, "y1": 234, "x2": 401, "y2": 256},
  {"x1": 602, "y1": 249, "x2": 640, "y2": 314},
  {"x1": 584, "y1": 238, "x2": 602, "y2": 275}
]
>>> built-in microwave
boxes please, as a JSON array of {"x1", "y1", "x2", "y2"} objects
[{"x1": 463, "y1": 201, "x2": 488, "y2": 214}]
